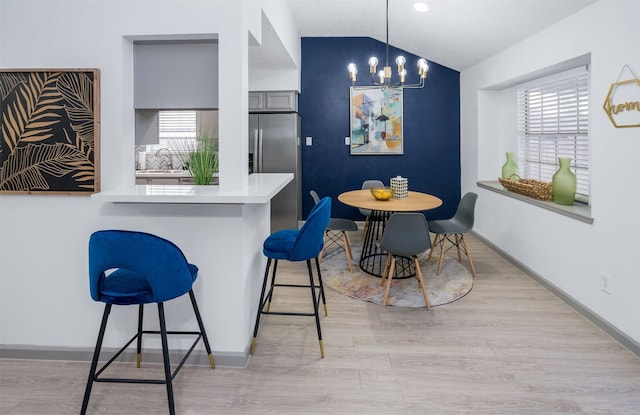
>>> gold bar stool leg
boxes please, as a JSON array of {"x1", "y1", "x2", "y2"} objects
[{"x1": 314, "y1": 257, "x2": 328, "y2": 317}]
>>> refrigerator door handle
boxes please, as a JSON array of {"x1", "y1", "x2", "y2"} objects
[
  {"x1": 258, "y1": 128, "x2": 264, "y2": 173},
  {"x1": 253, "y1": 128, "x2": 259, "y2": 172}
]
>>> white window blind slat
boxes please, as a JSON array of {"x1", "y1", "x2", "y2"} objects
[
  {"x1": 158, "y1": 110, "x2": 197, "y2": 149},
  {"x1": 517, "y1": 68, "x2": 590, "y2": 201}
]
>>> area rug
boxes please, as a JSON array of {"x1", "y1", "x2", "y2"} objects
[{"x1": 321, "y1": 242, "x2": 473, "y2": 308}]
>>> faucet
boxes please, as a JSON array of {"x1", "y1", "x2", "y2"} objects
[{"x1": 154, "y1": 147, "x2": 173, "y2": 170}]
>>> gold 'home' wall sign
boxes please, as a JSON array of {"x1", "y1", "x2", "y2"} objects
[
  {"x1": 0, "y1": 69, "x2": 100, "y2": 194},
  {"x1": 602, "y1": 64, "x2": 640, "y2": 128}
]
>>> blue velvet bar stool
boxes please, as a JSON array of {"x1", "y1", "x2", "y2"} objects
[
  {"x1": 81, "y1": 230, "x2": 215, "y2": 415},
  {"x1": 250, "y1": 196, "x2": 331, "y2": 358}
]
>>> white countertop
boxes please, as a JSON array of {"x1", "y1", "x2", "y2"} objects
[{"x1": 92, "y1": 173, "x2": 293, "y2": 204}]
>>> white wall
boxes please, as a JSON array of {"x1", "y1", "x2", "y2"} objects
[
  {"x1": 461, "y1": 0, "x2": 640, "y2": 344},
  {"x1": 249, "y1": 1, "x2": 301, "y2": 91},
  {"x1": 0, "y1": 0, "x2": 300, "y2": 357}
]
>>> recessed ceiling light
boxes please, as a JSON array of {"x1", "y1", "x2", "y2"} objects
[{"x1": 414, "y1": 2, "x2": 429, "y2": 13}]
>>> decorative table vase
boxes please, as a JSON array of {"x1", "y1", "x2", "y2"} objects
[
  {"x1": 501, "y1": 152, "x2": 519, "y2": 181},
  {"x1": 552, "y1": 157, "x2": 577, "y2": 205},
  {"x1": 390, "y1": 176, "x2": 408, "y2": 199}
]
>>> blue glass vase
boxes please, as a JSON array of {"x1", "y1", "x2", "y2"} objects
[{"x1": 552, "y1": 157, "x2": 577, "y2": 205}]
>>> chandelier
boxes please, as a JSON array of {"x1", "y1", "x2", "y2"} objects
[{"x1": 347, "y1": 0, "x2": 429, "y2": 89}]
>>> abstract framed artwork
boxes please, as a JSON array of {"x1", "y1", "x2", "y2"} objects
[
  {"x1": 0, "y1": 68, "x2": 100, "y2": 194},
  {"x1": 350, "y1": 86, "x2": 403, "y2": 155}
]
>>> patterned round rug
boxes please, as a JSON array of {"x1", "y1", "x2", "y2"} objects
[{"x1": 321, "y1": 243, "x2": 473, "y2": 308}]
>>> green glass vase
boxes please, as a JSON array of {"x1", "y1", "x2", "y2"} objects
[
  {"x1": 501, "y1": 152, "x2": 519, "y2": 181},
  {"x1": 552, "y1": 157, "x2": 577, "y2": 205}
]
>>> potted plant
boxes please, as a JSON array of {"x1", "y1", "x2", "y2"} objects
[{"x1": 174, "y1": 131, "x2": 218, "y2": 185}]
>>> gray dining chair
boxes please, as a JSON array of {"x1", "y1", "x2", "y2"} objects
[
  {"x1": 427, "y1": 192, "x2": 478, "y2": 277},
  {"x1": 360, "y1": 180, "x2": 385, "y2": 237},
  {"x1": 378, "y1": 213, "x2": 431, "y2": 310},
  {"x1": 310, "y1": 190, "x2": 359, "y2": 272}
]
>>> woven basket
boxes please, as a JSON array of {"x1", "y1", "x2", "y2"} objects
[{"x1": 498, "y1": 174, "x2": 553, "y2": 200}]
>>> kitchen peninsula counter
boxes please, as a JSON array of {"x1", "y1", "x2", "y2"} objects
[
  {"x1": 93, "y1": 173, "x2": 292, "y2": 204},
  {"x1": 89, "y1": 172, "x2": 293, "y2": 367}
]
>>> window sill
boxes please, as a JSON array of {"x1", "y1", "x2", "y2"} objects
[{"x1": 477, "y1": 181, "x2": 593, "y2": 224}]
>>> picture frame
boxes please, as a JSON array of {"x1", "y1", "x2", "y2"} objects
[
  {"x1": 349, "y1": 86, "x2": 403, "y2": 155},
  {"x1": 0, "y1": 68, "x2": 100, "y2": 194}
]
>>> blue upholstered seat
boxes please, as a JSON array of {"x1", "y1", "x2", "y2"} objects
[
  {"x1": 263, "y1": 197, "x2": 331, "y2": 261},
  {"x1": 89, "y1": 230, "x2": 198, "y2": 305},
  {"x1": 251, "y1": 196, "x2": 332, "y2": 358},
  {"x1": 82, "y1": 230, "x2": 214, "y2": 415}
]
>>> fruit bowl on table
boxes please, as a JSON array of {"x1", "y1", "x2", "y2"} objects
[{"x1": 370, "y1": 187, "x2": 393, "y2": 201}]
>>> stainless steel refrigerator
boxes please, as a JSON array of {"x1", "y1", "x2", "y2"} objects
[{"x1": 249, "y1": 113, "x2": 301, "y2": 232}]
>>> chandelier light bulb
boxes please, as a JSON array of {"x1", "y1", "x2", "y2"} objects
[
  {"x1": 399, "y1": 69, "x2": 407, "y2": 83},
  {"x1": 417, "y1": 58, "x2": 430, "y2": 78},
  {"x1": 368, "y1": 56, "x2": 379, "y2": 73},
  {"x1": 378, "y1": 70, "x2": 385, "y2": 84},
  {"x1": 347, "y1": 63, "x2": 358, "y2": 82},
  {"x1": 396, "y1": 56, "x2": 406, "y2": 73}
]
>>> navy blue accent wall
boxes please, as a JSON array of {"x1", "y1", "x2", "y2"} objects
[{"x1": 300, "y1": 37, "x2": 460, "y2": 221}]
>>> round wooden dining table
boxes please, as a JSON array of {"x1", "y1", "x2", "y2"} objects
[{"x1": 338, "y1": 190, "x2": 442, "y2": 278}]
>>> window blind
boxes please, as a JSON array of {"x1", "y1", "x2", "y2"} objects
[
  {"x1": 158, "y1": 110, "x2": 197, "y2": 149},
  {"x1": 517, "y1": 68, "x2": 590, "y2": 202},
  {"x1": 133, "y1": 39, "x2": 218, "y2": 109}
]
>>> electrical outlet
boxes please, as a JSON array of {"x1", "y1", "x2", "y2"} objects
[
  {"x1": 344, "y1": 136, "x2": 350, "y2": 145},
  {"x1": 600, "y1": 272, "x2": 611, "y2": 295},
  {"x1": 305, "y1": 136, "x2": 312, "y2": 146}
]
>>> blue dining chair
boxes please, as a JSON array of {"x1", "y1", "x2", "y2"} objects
[
  {"x1": 250, "y1": 196, "x2": 331, "y2": 358},
  {"x1": 81, "y1": 230, "x2": 215, "y2": 415}
]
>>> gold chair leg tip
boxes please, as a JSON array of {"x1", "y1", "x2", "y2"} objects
[
  {"x1": 136, "y1": 353, "x2": 141, "y2": 368},
  {"x1": 208, "y1": 354, "x2": 216, "y2": 369},
  {"x1": 319, "y1": 340, "x2": 325, "y2": 358},
  {"x1": 250, "y1": 338, "x2": 257, "y2": 355}
]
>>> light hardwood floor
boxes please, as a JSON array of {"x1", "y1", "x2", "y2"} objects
[{"x1": 1, "y1": 233, "x2": 639, "y2": 414}]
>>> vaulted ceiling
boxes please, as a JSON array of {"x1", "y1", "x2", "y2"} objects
[{"x1": 250, "y1": 0, "x2": 597, "y2": 72}]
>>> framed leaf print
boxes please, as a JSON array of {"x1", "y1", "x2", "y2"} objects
[{"x1": 0, "y1": 69, "x2": 100, "y2": 194}]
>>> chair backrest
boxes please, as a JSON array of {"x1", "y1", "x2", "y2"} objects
[
  {"x1": 360, "y1": 180, "x2": 385, "y2": 215},
  {"x1": 453, "y1": 192, "x2": 478, "y2": 231},
  {"x1": 380, "y1": 213, "x2": 431, "y2": 257},
  {"x1": 310, "y1": 189, "x2": 321, "y2": 205},
  {"x1": 289, "y1": 196, "x2": 331, "y2": 261},
  {"x1": 89, "y1": 230, "x2": 195, "y2": 303}
]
